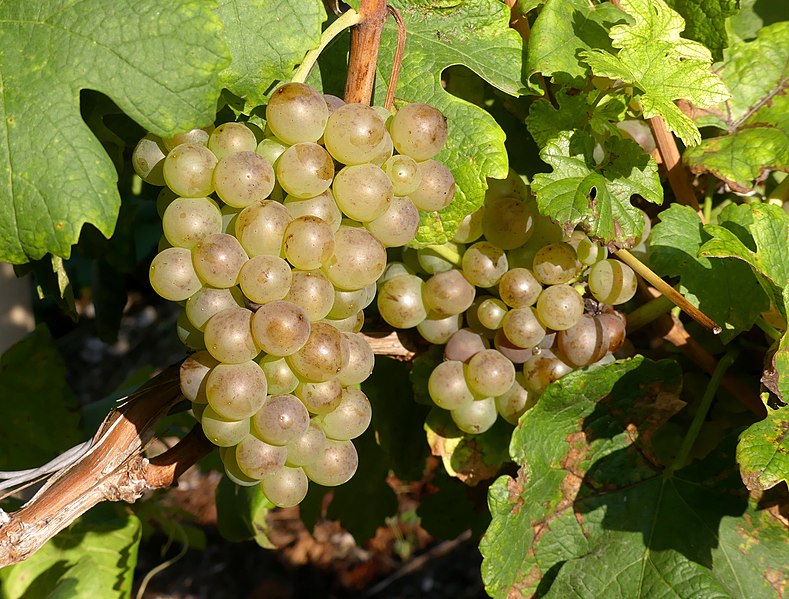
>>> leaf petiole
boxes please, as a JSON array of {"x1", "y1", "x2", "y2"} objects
[
  {"x1": 291, "y1": 9, "x2": 362, "y2": 84},
  {"x1": 426, "y1": 244, "x2": 463, "y2": 266}
]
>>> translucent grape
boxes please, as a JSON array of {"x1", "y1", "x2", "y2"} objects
[
  {"x1": 378, "y1": 262, "x2": 415, "y2": 286},
  {"x1": 238, "y1": 255, "x2": 292, "y2": 305},
  {"x1": 285, "y1": 270, "x2": 335, "y2": 321},
  {"x1": 251, "y1": 300, "x2": 311, "y2": 356},
  {"x1": 283, "y1": 215, "x2": 335, "y2": 270},
  {"x1": 323, "y1": 103, "x2": 386, "y2": 165},
  {"x1": 208, "y1": 122, "x2": 257, "y2": 160},
  {"x1": 522, "y1": 351, "x2": 573, "y2": 395},
  {"x1": 261, "y1": 465, "x2": 309, "y2": 507},
  {"x1": 303, "y1": 439, "x2": 358, "y2": 486},
  {"x1": 213, "y1": 151, "x2": 275, "y2": 208},
  {"x1": 532, "y1": 243, "x2": 579, "y2": 285},
  {"x1": 132, "y1": 134, "x2": 166, "y2": 185},
  {"x1": 417, "y1": 313, "x2": 462, "y2": 345},
  {"x1": 493, "y1": 329, "x2": 533, "y2": 364},
  {"x1": 389, "y1": 102, "x2": 448, "y2": 160},
  {"x1": 337, "y1": 333, "x2": 375, "y2": 386},
  {"x1": 186, "y1": 286, "x2": 244, "y2": 330},
  {"x1": 322, "y1": 312, "x2": 364, "y2": 334},
  {"x1": 319, "y1": 387, "x2": 372, "y2": 440},
  {"x1": 498, "y1": 268, "x2": 542, "y2": 308},
  {"x1": 221, "y1": 205, "x2": 240, "y2": 235},
  {"x1": 192, "y1": 233, "x2": 248, "y2": 288},
  {"x1": 462, "y1": 242, "x2": 508, "y2": 288},
  {"x1": 295, "y1": 378, "x2": 343, "y2": 415},
  {"x1": 288, "y1": 322, "x2": 349, "y2": 382},
  {"x1": 365, "y1": 196, "x2": 419, "y2": 247},
  {"x1": 569, "y1": 231, "x2": 607, "y2": 266},
  {"x1": 284, "y1": 190, "x2": 342, "y2": 232},
  {"x1": 598, "y1": 311, "x2": 627, "y2": 353},
  {"x1": 258, "y1": 355, "x2": 299, "y2": 395},
  {"x1": 444, "y1": 328, "x2": 488, "y2": 362},
  {"x1": 466, "y1": 349, "x2": 516, "y2": 397},
  {"x1": 381, "y1": 155, "x2": 421, "y2": 196},
  {"x1": 369, "y1": 131, "x2": 394, "y2": 166},
  {"x1": 451, "y1": 397, "x2": 497, "y2": 435},
  {"x1": 535, "y1": 284, "x2": 584, "y2": 331},
  {"x1": 256, "y1": 137, "x2": 287, "y2": 166},
  {"x1": 333, "y1": 164, "x2": 393, "y2": 222},
  {"x1": 235, "y1": 435, "x2": 288, "y2": 479},
  {"x1": 206, "y1": 360, "x2": 267, "y2": 420},
  {"x1": 452, "y1": 207, "x2": 484, "y2": 244},
  {"x1": 162, "y1": 126, "x2": 212, "y2": 151},
  {"x1": 323, "y1": 94, "x2": 345, "y2": 114},
  {"x1": 377, "y1": 274, "x2": 427, "y2": 329},
  {"x1": 222, "y1": 446, "x2": 259, "y2": 486},
  {"x1": 495, "y1": 374, "x2": 534, "y2": 425},
  {"x1": 428, "y1": 360, "x2": 474, "y2": 410},
  {"x1": 416, "y1": 243, "x2": 460, "y2": 274},
  {"x1": 329, "y1": 284, "x2": 376, "y2": 320},
  {"x1": 200, "y1": 405, "x2": 250, "y2": 447},
  {"x1": 266, "y1": 82, "x2": 329, "y2": 144},
  {"x1": 556, "y1": 314, "x2": 609, "y2": 367},
  {"x1": 482, "y1": 196, "x2": 535, "y2": 250},
  {"x1": 177, "y1": 311, "x2": 205, "y2": 350},
  {"x1": 252, "y1": 393, "x2": 310, "y2": 446},
  {"x1": 286, "y1": 422, "x2": 327, "y2": 467},
  {"x1": 162, "y1": 197, "x2": 222, "y2": 249},
  {"x1": 163, "y1": 143, "x2": 218, "y2": 198},
  {"x1": 501, "y1": 307, "x2": 546, "y2": 349},
  {"x1": 409, "y1": 160, "x2": 455, "y2": 211},
  {"x1": 588, "y1": 259, "x2": 637, "y2": 305},
  {"x1": 477, "y1": 297, "x2": 508, "y2": 330},
  {"x1": 204, "y1": 307, "x2": 258, "y2": 363},
  {"x1": 323, "y1": 227, "x2": 387, "y2": 291},
  {"x1": 235, "y1": 200, "x2": 292, "y2": 257},
  {"x1": 149, "y1": 247, "x2": 202, "y2": 301},
  {"x1": 276, "y1": 143, "x2": 334, "y2": 199},
  {"x1": 180, "y1": 350, "x2": 218, "y2": 403},
  {"x1": 156, "y1": 187, "x2": 177, "y2": 218},
  {"x1": 464, "y1": 295, "x2": 498, "y2": 340}
]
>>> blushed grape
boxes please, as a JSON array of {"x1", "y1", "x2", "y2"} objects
[
  {"x1": 323, "y1": 103, "x2": 386, "y2": 165},
  {"x1": 252, "y1": 393, "x2": 310, "y2": 446},
  {"x1": 285, "y1": 270, "x2": 335, "y2": 321},
  {"x1": 493, "y1": 329, "x2": 533, "y2": 364},
  {"x1": 162, "y1": 197, "x2": 222, "y2": 249},
  {"x1": 428, "y1": 360, "x2": 474, "y2": 410},
  {"x1": 532, "y1": 243, "x2": 579, "y2": 285},
  {"x1": 303, "y1": 439, "x2": 358, "y2": 486},
  {"x1": 276, "y1": 143, "x2": 334, "y2": 199},
  {"x1": 235, "y1": 434, "x2": 288, "y2": 479},
  {"x1": 259, "y1": 355, "x2": 299, "y2": 395},
  {"x1": 180, "y1": 350, "x2": 218, "y2": 403},
  {"x1": 288, "y1": 322, "x2": 349, "y2": 382},
  {"x1": 192, "y1": 233, "x2": 248, "y2": 288},
  {"x1": 261, "y1": 465, "x2": 309, "y2": 507},
  {"x1": 522, "y1": 351, "x2": 573, "y2": 395},
  {"x1": 235, "y1": 200, "x2": 292, "y2": 257},
  {"x1": 251, "y1": 301, "x2": 310, "y2": 356},
  {"x1": 149, "y1": 247, "x2": 202, "y2": 301},
  {"x1": 238, "y1": 255, "x2": 292, "y2": 305},
  {"x1": 588, "y1": 259, "x2": 637, "y2": 305},
  {"x1": 266, "y1": 82, "x2": 329, "y2": 144},
  {"x1": 208, "y1": 122, "x2": 257, "y2": 160},
  {"x1": 466, "y1": 349, "x2": 516, "y2": 397},
  {"x1": 389, "y1": 102, "x2": 448, "y2": 160},
  {"x1": 462, "y1": 242, "x2": 508, "y2": 288},
  {"x1": 423, "y1": 269, "x2": 475, "y2": 318},
  {"x1": 556, "y1": 314, "x2": 609, "y2": 367},
  {"x1": 323, "y1": 227, "x2": 387, "y2": 291},
  {"x1": 319, "y1": 387, "x2": 372, "y2": 440},
  {"x1": 598, "y1": 311, "x2": 627, "y2": 353},
  {"x1": 409, "y1": 160, "x2": 455, "y2": 211},
  {"x1": 451, "y1": 397, "x2": 497, "y2": 435},
  {"x1": 482, "y1": 196, "x2": 535, "y2": 250},
  {"x1": 333, "y1": 164, "x2": 393, "y2": 222},
  {"x1": 498, "y1": 268, "x2": 542, "y2": 308},
  {"x1": 535, "y1": 284, "x2": 584, "y2": 331},
  {"x1": 206, "y1": 360, "x2": 267, "y2": 420},
  {"x1": 200, "y1": 405, "x2": 250, "y2": 447},
  {"x1": 377, "y1": 274, "x2": 427, "y2": 329},
  {"x1": 283, "y1": 215, "x2": 335, "y2": 270},
  {"x1": 501, "y1": 307, "x2": 546, "y2": 349},
  {"x1": 444, "y1": 328, "x2": 488, "y2": 362},
  {"x1": 132, "y1": 134, "x2": 166, "y2": 185},
  {"x1": 186, "y1": 286, "x2": 244, "y2": 330},
  {"x1": 213, "y1": 151, "x2": 275, "y2": 208}
]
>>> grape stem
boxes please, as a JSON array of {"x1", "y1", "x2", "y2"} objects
[
  {"x1": 648, "y1": 116, "x2": 700, "y2": 211},
  {"x1": 624, "y1": 294, "x2": 674, "y2": 333},
  {"x1": 615, "y1": 248, "x2": 722, "y2": 335},
  {"x1": 426, "y1": 244, "x2": 463, "y2": 266},
  {"x1": 345, "y1": 0, "x2": 388, "y2": 104},
  {"x1": 767, "y1": 175, "x2": 789, "y2": 203},
  {"x1": 291, "y1": 8, "x2": 362, "y2": 84}
]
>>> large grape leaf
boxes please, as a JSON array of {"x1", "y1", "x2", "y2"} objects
[
  {"x1": 737, "y1": 404, "x2": 789, "y2": 491},
  {"x1": 531, "y1": 130, "x2": 662, "y2": 244},
  {"x1": 480, "y1": 357, "x2": 789, "y2": 598},
  {"x1": 665, "y1": 0, "x2": 738, "y2": 61},
  {"x1": 580, "y1": 0, "x2": 729, "y2": 146},
  {"x1": 684, "y1": 22, "x2": 789, "y2": 192},
  {"x1": 0, "y1": 505, "x2": 141, "y2": 599},
  {"x1": 0, "y1": 0, "x2": 231, "y2": 264}
]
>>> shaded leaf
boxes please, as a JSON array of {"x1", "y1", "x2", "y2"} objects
[
  {"x1": 737, "y1": 405, "x2": 789, "y2": 491},
  {"x1": 418, "y1": 469, "x2": 490, "y2": 539},
  {"x1": 665, "y1": 0, "x2": 738, "y2": 61},
  {"x1": 728, "y1": 0, "x2": 789, "y2": 41}
]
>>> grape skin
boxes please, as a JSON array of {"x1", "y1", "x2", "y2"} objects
[
  {"x1": 206, "y1": 360, "x2": 267, "y2": 420},
  {"x1": 389, "y1": 102, "x2": 448, "y2": 160},
  {"x1": 304, "y1": 439, "x2": 358, "y2": 486},
  {"x1": 149, "y1": 247, "x2": 202, "y2": 301},
  {"x1": 266, "y1": 82, "x2": 329, "y2": 145}
]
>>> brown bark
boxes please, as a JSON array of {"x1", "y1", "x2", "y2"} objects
[{"x1": 344, "y1": 0, "x2": 388, "y2": 104}]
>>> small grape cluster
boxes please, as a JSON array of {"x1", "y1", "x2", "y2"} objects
[
  {"x1": 132, "y1": 82, "x2": 453, "y2": 505},
  {"x1": 376, "y1": 174, "x2": 637, "y2": 434}
]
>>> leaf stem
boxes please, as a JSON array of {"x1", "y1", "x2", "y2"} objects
[
  {"x1": 615, "y1": 248, "x2": 722, "y2": 334},
  {"x1": 625, "y1": 294, "x2": 675, "y2": 333},
  {"x1": 426, "y1": 244, "x2": 463, "y2": 266},
  {"x1": 668, "y1": 348, "x2": 738, "y2": 473},
  {"x1": 703, "y1": 179, "x2": 714, "y2": 224},
  {"x1": 754, "y1": 315, "x2": 782, "y2": 342},
  {"x1": 291, "y1": 9, "x2": 362, "y2": 84},
  {"x1": 767, "y1": 175, "x2": 789, "y2": 203}
]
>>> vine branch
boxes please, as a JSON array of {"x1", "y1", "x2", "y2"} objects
[{"x1": 344, "y1": 0, "x2": 388, "y2": 104}]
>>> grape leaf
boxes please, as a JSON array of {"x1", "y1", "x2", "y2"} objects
[
  {"x1": 0, "y1": 0, "x2": 231, "y2": 264},
  {"x1": 580, "y1": 0, "x2": 729, "y2": 146},
  {"x1": 216, "y1": 0, "x2": 325, "y2": 107},
  {"x1": 373, "y1": 0, "x2": 525, "y2": 246},
  {"x1": 649, "y1": 204, "x2": 770, "y2": 342},
  {"x1": 737, "y1": 405, "x2": 789, "y2": 491},
  {"x1": 665, "y1": 0, "x2": 738, "y2": 61},
  {"x1": 0, "y1": 504, "x2": 141, "y2": 599},
  {"x1": 480, "y1": 357, "x2": 789, "y2": 598},
  {"x1": 531, "y1": 130, "x2": 662, "y2": 244},
  {"x1": 729, "y1": 0, "x2": 789, "y2": 42},
  {"x1": 215, "y1": 476, "x2": 274, "y2": 547},
  {"x1": 683, "y1": 22, "x2": 789, "y2": 192}
]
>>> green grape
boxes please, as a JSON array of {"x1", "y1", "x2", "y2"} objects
[
  {"x1": 409, "y1": 160, "x2": 455, "y2": 211},
  {"x1": 378, "y1": 261, "x2": 416, "y2": 286},
  {"x1": 323, "y1": 227, "x2": 387, "y2": 291},
  {"x1": 452, "y1": 207, "x2": 484, "y2": 244},
  {"x1": 389, "y1": 102, "x2": 448, "y2": 160},
  {"x1": 498, "y1": 268, "x2": 542, "y2": 308},
  {"x1": 332, "y1": 164, "x2": 393, "y2": 222},
  {"x1": 417, "y1": 243, "x2": 461, "y2": 274},
  {"x1": 251, "y1": 300, "x2": 311, "y2": 357},
  {"x1": 256, "y1": 137, "x2": 287, "y2": 166},
  {"x1": 377, "y1": 274, "x2": 427, "y2": 329},
  {"x1": 416, "y1": 313, "x2": 462, "y2": 345},
  {"x1": 286, "y1": 421, "x2": 327, "y2": 467},
  {"x1": 556, "y1": 314, "x2": 609, "y2": 367},
  {"x1": 337, "y1": 333, "x2": 375, "y2": 386},
  {"x1": 163, "y1": 143, "x2": 217, "y2": 198},
  {"x1": 180, "y1": 350, "x2": 218, "y2": 402},
  {"x1": 423, "y1": 269, "x2": 475, "y2": 318},
  {"x1": 506, "y1": 216, "x2": 564, "y2": 270},
  {"x1": 501, "y1": 307, "x2": 546, "y2": 349},
  {"x1": 261, "y1": 465, "x2": 309, "y2": 507},
  {"x1": 522, "y1": 351, "x2": 573, "y2": 395},
  {"x1": 535, "y1": 284, "x2": 584, "y2": 331},
  {"x1": 482, "y1": 196, "x2": 535, "y2": 250},
  {"x1": 428, "y1": 360, "x2": 474, "y2": 410},
  {"x1": 162, "y1": 197, "x2": 222, "y2": 249},
  {"x1": 283, "y1": 216, "x2": 335, "y2": 270},
  {"x1": 532, "y1": 243, "x2": 579, "y2": 285},
  {"x1": 365, "y1": 195, "x2": 419, "y2": 247},
  {"x1": 156, "y1": 187, "x2": 178, "y2": 218},
  {"x1": 322, "y1": 312, "x2": 364, "y2": 334},
  {"x1": 495, "y1": 373, "x2": 534, "y2": 425},
  {"x1": 303, "y1": 439, "x2": 358, "y2": 486},
  {"x1": 598, "y1": 311, "x2": 627, "y2": 353},
  {"x1": 319, "y1": 387, "x2": 372, "y2": 440},
  {"x1": 568, "y1": 231, "x2": 607, "y2": 266},
  {"x1": 213, "y1": 151, "x2": 275, "y2": 208},
  {"x1": 276, "y1": 142, "x2": 334, "y2": 199},
  {"x1": 208, "y1": 122, "x2": 257, "y2": 160},
  {"x1": 192, "y1": 233, "x2": 249, "y2": 288},
  {"x1": 285, "y1": 270, "x2": 335, "y2": 321},
  {"x1": 177, "y1": 311, "x2": 205, "y2": 350},
  {"x1": 369, "y1": 131, "x2": 394, "y2": 166},
  {"x1": 238, "y1": 255, "x2": 292, "y2": 305},
  {"x1": 185, "y1": 286, "x2": 244, "y2": 330},
  {"x1": 206, "y1": 360, "x2": 267, "y2": 420},
  {"x1": 466, "y1": 349, "x2": 516, "y2": 397},
  {"x1": 235, "y1": 200, "x2": 292, "y2": 257},
  {"x1": 221, "y1": 445, "x2": 259, "y2": 486},
  {"x1": 149, "y1": 247, "x2": 202, "y2": 301},
  {"x1": 493, "y1": 329, "x2": 533, "y2": 364},
  {"x1": 476, "y1": 297, "x2": 508, "y2": 330},
  {"x1": 444, "y1": 328, "x2": 488, "y2": 362},
  {"x1": 204, "y1": 307, "x2": 259, "y2": 364},
  {"x1": 465, "y1": 295, "x2": 497, "y2": 340},
  {"x1": 323, "y1": 103, "x2": 386, "y2": 165},
  {"x1": 451, "y1": 397, "x2": 497, "y2": 435},
  {"x1": 132, "y1": 133, "x2": 166, "y2": 185},
  {"x1": 462, "y1": 242, "x2": 508, "y2": 288},
  {"x1": 162, "y1": 126, "x2": 212, "y2": 151},
  {"x1": 258, "y1": 355, "x2": 300, "y2": 395},
  {"x1": 200, "y1": 405, "x2": 250, "y2": 447},
  {"x1": 235, "y1": 434, "x2": 288, "y2": 479},
  {"x1": 252, "y1": 393, "x2": 310, "y2": 446},
  {"x1": 284, "y1": 190, "x2": 342, "y2": 233},
  {"x1": 381, "y1": 155, "x2": 421, "y2": 196},
  {"x1": 266, "y1": 82, "x2": 329, "y2": 144},
  {"x1": 329, "y1": 284, "x2": 376, "y2": 320},
  {"x1": 295, "y1": 378, "x2": 343, "y2": 415},
  {"x1": 588, "y1": 259, "x2": 637, "y2": 305},
  {"x1": 288, "y1": 322, "x2": 349, "y2": 383}
]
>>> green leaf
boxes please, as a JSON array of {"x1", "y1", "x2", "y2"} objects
[
  {"x1": 0, "y1": 504, "x2": 141, "y2": 599},
  {"x1": 580, "y1": 0, "x2": 729, "y2": 146},
  {"x1": 684, "y1": 22, "x2": 789, "y2": 191},
  {"x1": 728, "y1": 0, "x2": 789, "y2": 42},
  {"x1": 374, "y1": 0, "x2": 524, "y2": 246},
  {"x1": 216, "y1": 0, "x2": 326, "y2": 107},
  {"x1": 417, "y1": 469, "x2": 490, "y2": 538},
  {"x1": 737, "y1": 405, "x2": 789, "y2": 491},
  {"x1": 649, "y1": 204, "x2": 770, "y2": 342},
  {"x1": 531, "y1": 130, "x2": 662, "y2": 244},
  {"x1": 0, "y1": 326, "x2": 82, "y2": 469},
  {"x1": 0, "y1": 0, "x2": 230, "y2": 264},
  {"x1": 481, "y1": 357, "x2": 789, "y2": 598},
  {"x1": 665, "y1": 0, "x2": 738, "y2": 61},
  {"x1": 215, "y1": 476, "x2": 274, "y2": 547}
]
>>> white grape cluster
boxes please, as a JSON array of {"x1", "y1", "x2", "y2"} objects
[
  {"x1": 376, "y1": 173, "x2": 637, "y2": 434},
  {"x1": 132, "y1": 82, "x2": 452, "y2": 505}
]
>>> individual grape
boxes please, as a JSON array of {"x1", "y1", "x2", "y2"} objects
[
  {"x1": 259, "y1": 355, "x2": 300, "y2": 395},
  {"x1": 284, "y1": 190, "x2": 342, "y2": 232},
  {"x1": 149, "y1": 247, "x2": 202, "y2": 301},
  {"x1": 532, "y1": 243, "x2": 579, "y2": 285},
  {"x1": 180, "y1": 350, "x2": 218, "y2": 402},
  {"x1": 389, "y1": 102, "x2": 448, "y2": 160},
  {"x1": 535, "y1": 284, "x2": 584, "y2": 331},
  {"x1": 285, "y1": 270, "x2": 335, "y2": 321},
  {"x1": 323, "y1": 227, "x2": 387, "y2": 291},
  {"x1": 283, "y1": 216, "x2": 335, "y2": 270},
  {"x1": 222, "y1": 446, "x2": 259, "y2": 487},
  {"x1": 495, "y1": 374, "x2": 534, "y2": 425},
  {"x1": 501, "y1": 307, "x2": 546, "y2": 349},
  {"x1": 378, "y1": 262, "x2": 415, "y2": 286},
  {"x1": 288, "y1": 322, "x2": 349, "y2": 382},
  {"x1": 162, "y1": 197, "x2": 222, "y2": 249},
  {"x1": 377, "y1": 274, "x2": 427, "y2": 329},
  {"x1": 476, "y1": 298, "x2": 508, "y2": 330},
  {"x1": 506, "y1": 216, "x2": 564, "y2": 270},
  {"x1": 381, "y1": 155, "x2": 421, "y2": 196},
  {"x1": 238, "y1": 255, "x2": 292, "y2": 305},
  {"x1": 319, "y1": 387, "x2": 372, "y2": 440},
  {"x1": 323, "y1": 103, "x2": 386, "y2": 165},
  {"x1": 295, "y1": 378, "x2": 343, "y2": 415},
  {"x1": 323, "y1": 94, "x2": 345, "y2": 114},
  {"x1": 266, "y1": 82, "x2": 329, "y2": 144},
  {"x1": 286, "y1": 422, "x2": 327, "y2": 467},
  {"x1": 369, "y1": 131, "x2": 394, "y2": 166},
  {"x1": 303, "y1": 439, "x2": 358, "y2": 486},
  {"x1": 192, "y1": 233, "x2": 248, "y2": 288},
  {"x1": 482, "y1": 196, "x2": 535, "y2": 250},
  {"x1": 221, "y1": 205, "x2": 241, "y2": 235},
  {"x1": 569, "y1": 231, "x2": 608, "y2": 266},
  {"x1": 493, "y1": 329, "x2": 533, "y2": 364},
  {"x1": 333, "y1": 164, "x2": 393, "y2": 222},
  {"x1": 409, "y1": 160, "x2": 455, "y2": 211},
  {"x1": 365, "y1": 195, "x2": 420, "y2": 247},
  {"x1": 204, "y1": 307, "x2": 259, "y2": 364},
  {"x1": 423, "y1": 269, "x2": 475, "y2": 318},
  {"x1": 598, "y1": 311, "x2": 627, "y2": 353},
  {"x1": 162, "y1": 126, "x2": 212, "y2": 151},
  {"x1": 208, "y1": 122, "x2": 257, "y2": 160},
  {"x1": 200, "y1": 405, "x2": 250, "y2": 447},
  {"x1": 177, "y1": 312, "x2": 205, "y2": 350},
  {"x1": 261, "y1": 465, "x2": 309, "y2": 507},
  {"x1": 329, "y1": 284, "x2": 376, "y2": 320},
  {"x1": 337, "y1": 333, "x2": 375, "y2": 386},
  {"x1": 185, "y1": 286, "x2": 244, "y2": 330},
  {"x1": 451, "y1": 397, "x2": 497, "y2": 435},
  {"x1": 416, "y1": 243, "x2": 461, "y2": 274},
  {"x1": 462, "y1": 242, "x2": 508, "y2": 288},
  {"x1": 452, "y1": 207, "x2": 484, "y2": 244},
  {"x1": 235, "y1": 200, "x2": 292, "y2": 257},
  {"x1": 206, "y1": 360, "x2": 267, "y2": 420},
  {"x1": 498, "y1": 268, "x2": 542, "y2": 308},
  {"x1": 251, "y1": 301, "x2": 310, "y2": 356},
  {"x1": 322, "y1": 312, "x2": 364, "y2": 334},
  {"x1": 466, "y1": 349, "x2": 516, "y2": 397},
  {"x1": 522, "y1": 351, "x2": 573, "y2": 395},
  {"x1": 428, "y1": 360, "x2": 474, "y2": 410},
  {"x1": 556, "y1": 314, "x2": 609, "y2": 367},
  {"x1": 444, "y1": 328, "x2": 488, "y2": 362},
  {"x1": 163, "y1": 143, "x2": 218, "y2": 198},
  {"x1": 132, "y1": 133, "x2": 166, "y2": 185},
  {"x1": 417, "y1": 313, "x2": 462, "y2": 345},
  {"x1": 588, "y1": 259, "x2": 637, "y2": 305},
  {"x1": 213, "y1": 151, "x2": 276, "y2": 208},
  {"x1": 235, "y1": 434, "x2": 288, "y2": 479},
  {"x1": 252, "y1": 393, "x2": 310, "y2": 445},
  {"x1": 156, "y1": 187, "x2": 178, "y2": 218},
  {"x1": 464, "y1": 295, "x2": 497, "y2": 340},
  {"x1": 276, "y1": 143, "x2": 334, "y2": 199},
  {"x1": 256, "y1": 137, "x2": 287, "y2": 166}
]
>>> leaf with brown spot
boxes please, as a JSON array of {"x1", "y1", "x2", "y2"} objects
[{"x1": 737, "y1": 405, "x2": 789, "y2": 491}]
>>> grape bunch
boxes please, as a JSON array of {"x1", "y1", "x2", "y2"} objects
[
  {"x1": 132, "y1": 82, "x2": 453, "y2": 505},
  {"x1": 376, "y1": 172, "x2": 636, "y2": 434}
]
